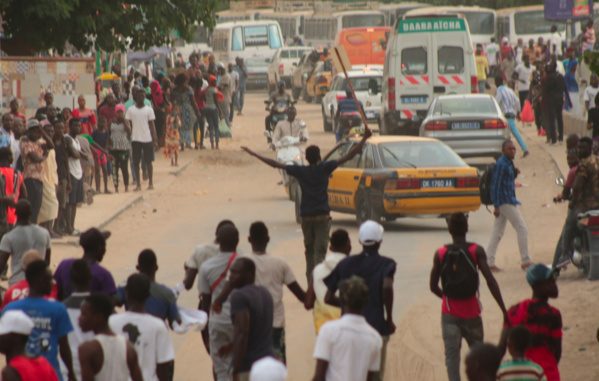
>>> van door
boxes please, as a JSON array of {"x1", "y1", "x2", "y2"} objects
[
  {"x1": 397, "y1": 35, "x2": 432, "y2": 121},
  {"x1": 433, "y1": 32, "x2": 470, "y2": 96}
]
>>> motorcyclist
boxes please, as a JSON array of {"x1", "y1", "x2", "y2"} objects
[
  {"x1": 272, "y1": 106, "x2": 308, "y2": 149},
  {"x1": 334, "y1": 89, "x2": 364, "y2": 142},
  {"x1": 265, "y1": 80, "x2": 292, "y2": 137}
]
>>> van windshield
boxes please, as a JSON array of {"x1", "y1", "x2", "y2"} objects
[
  {"x1": 433, "y1": 97, "x2": 496, "y2": 116},
  {"x1": 401, "y1": 47, "x2": 427, "y2": 75},
  {"x1": 514, "y1": 10, "x2": 565, "y2": 35},
  {"x1": 438, "y1": 46, "x2": 464, "y2": 74},
  {"x1": 334, "y1": 76, "x2": 383, "y2": 91},
  {"x1": 244, "y1": 26, "x2": 269, "y2": 47}
]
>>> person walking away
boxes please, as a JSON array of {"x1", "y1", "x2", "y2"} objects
[
  {"x1": 584, "y1": 74, "x2": 599, "y2": 114},
  {"x1": 542, "y1": 61, "x2": 567, "y2": 144},
  {"x1": 212, "y1": 222, "x2": 307, "y2": 363},
  {"x1": 334, "y1": 90, "x2": 364, "y2": 142},
  {"x1": 151, "y1": 78, "x2": 166, "y2": 148},
  {"x1": 171, "y1": 73, "x2": 200, "y2": 151},
  {"x1": 495, "y1": 76, "x2": 529, "y2": 157},
  {"x1": 475, "y1": 44, "x2": 489, "y2": 94},
  {"x1": 500, "y1": 264, "x2": 562, "y2": 381},
  {"x1": 496, "y1": 326, "x2": 547, "y2": 381},
  {"x1": 61, "y1": 259, "x2": 94, "y2": 380},
  {"x1": 116, "y1": 249, "x2": 181, "y2": 328},
  {"x1": 218, "y1": 64, "x2": 233, "y2": 127},
  {"x1": 229, "y1": 257, "x2": 275, "y2": 380},
  {"x1": 548, "y1": 25, "x2": 563, "y2": 59},
  {"x1": 52, "y1": 121, "x2": 70, "y2": 235},
  {"x1": 582, "y1": 19, "x2": 596, "y2": 52},
  {"x1": 0, "y1": 310, "x2": 59, "y2": 381},
  {"x1": 3, "y1": 260, "x2": 75, "y2": 381},
  {"x1": 563, "y1": 48, "x2": 580, "y2": 117},
  {"x1": 242, "y1": 129, "x2": 371, "y2": 282},
  {"x1": 500, "y1": 50, "x2": 516, "y2": 83},
  {"x1": 500, "y1": 37, "x2": 514, "y2": 61},
  {"x1": 0, "y1": 200, "x2": 51, "y2": 286},
  {"x1": 54, "y1": 228, "x2": 116, "y2": 300},
  {"x1": 514, "y1": 38, "x2": 525, "y2": 65},
  {"x1": 71, "y1": 96, "x2": 96, "y2": 136},
  {"x1": 108, "y1": 104, "x2": 131, "y2": 192},
  {"x1": 63, "y1": 119, "x2": 83, "y2": 235},
  {"x1": 515, "y1": 55, "x2": 534, "y2": 108},
  {"x1": 429, "y1": 213, "x2": 508, "y2": 381},
  {"x1": 487, "y1": 140, "x2": 532, "y2": 271},
  {"x1": 20, "y1": 119, "x2": 48, "y2": 223},
  {"x1": 38, "y1": 122, "x2": 59, "y2": 237},
  {"x1": 310, "y1": 229, "x2": 351, "y2": 333},
  {"x1": 313, "y1": 276, "x2": 382, "y2": 381},
  {"x1": 323, "y1": 221, "x2": 395, "y2": 381},
  {"x1": 109, "y1": 274, "x2": 175, "y2": 381},
  {"x1": 198, "y1": 224, "x2": 240, "y2": 381},
  {"x1": 530, "y1": 62, "x2": 545, "y2": 136},
  {"x1": 91, "y1": 118, "x2": 111, "y2": 194},
  {"x1": 486, "y1": 38, "x2": 500, "y2": 77},
  {"x1": 78, "y1": 293, "x2": 143, "y2": 381},
  {"x1": 202, "y1": 75, "x2": 221, "y2": 150},
  {"x1": 229, "y1": 63, "x2": 240, "y2": 124},
  {"x1": 126, "y1": 86, "x2": 158, "y2": 191},
  {"x1": 235, "y1": 57, "x2": 248, "y2": 115},
  {"x1": 1, "y1": 250, "x2": 58, "y2": 308},
  {"x1": 182, "y1": 219, "x2": 235, "y2": 291},
  {"x1": 164, "y1": 104, "x2": 181, "y2": 166},
  {"x1": 464, "y1": 343, "x2": 502, "y2": 381}
]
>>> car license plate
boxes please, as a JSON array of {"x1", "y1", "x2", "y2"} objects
[
  {"x1": 451, "y1": 121, "x2": 480, "y2": 130},
  {"x1": 401, "y1": 95, "x2": 428, "y2": 104},
  {"x1": 421, "y1": 178, "x2": 454, "y2": 188}
]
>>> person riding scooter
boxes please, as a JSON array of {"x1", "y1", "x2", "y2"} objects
[
  {"x1": 334, "y1": 90, "x2": 364, "y2": 142},
  {"x1": 265, "y1": 80, "x2": 293, "y2": 138},
  {"x1": 272, "y1": 106, "x2": 308, "y2": 149}
]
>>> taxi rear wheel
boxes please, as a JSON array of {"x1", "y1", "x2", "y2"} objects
[{"x1": 356, "y1": 191, "x2": 381, "y2": 224}]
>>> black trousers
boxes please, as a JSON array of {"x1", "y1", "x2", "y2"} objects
[{"x1": 25, "y1": 178, "x2": 43, "y2": 223}]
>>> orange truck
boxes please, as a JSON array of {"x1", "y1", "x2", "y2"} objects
[{"x1": 335, "y1": 27, "x2": 390, "y2": 67}]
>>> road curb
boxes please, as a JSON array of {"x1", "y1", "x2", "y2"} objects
[
  {"x1": 168, "y1": 158, "x2": 194, "y2": 176},
  {"x1": 521, "y1": 126, "x2": 564, "y2": 179}
]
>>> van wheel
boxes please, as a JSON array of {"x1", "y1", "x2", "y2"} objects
[
  {"x1": 322, "y1": 107, "x2": 333, "y2": 132},
  {"x1": 356, "y1": 191, "x2": 381, "y2": 224}
]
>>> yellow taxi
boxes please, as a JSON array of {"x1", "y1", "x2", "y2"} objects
[{"x1": 323, "y1": 136, "x2": 481, "y2": 222}]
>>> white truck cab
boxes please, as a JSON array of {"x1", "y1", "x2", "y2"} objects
[{"x1": 381, "y1": 14, "x2": 477, "y2": 135}]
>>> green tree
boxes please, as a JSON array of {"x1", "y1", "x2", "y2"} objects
[{"x1": 0, "y1": 0, "x2": 218, "y2": 54}]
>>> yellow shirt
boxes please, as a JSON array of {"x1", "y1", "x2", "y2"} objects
[{"x1": 475, "y1": 55, "x2": 489, "y2": 81}]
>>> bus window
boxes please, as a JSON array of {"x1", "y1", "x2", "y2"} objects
[
  {"x1": 462, "y1": 11, "x2": 495, "y2": 35},
  {"x1": 514, "y1": 10, "x2": 565, "y2": 35},
  {"x1": 232, "y1": 27, "x2": 243, "y2": 51},
  {"x1": 498, "y1": 16, "x2": 510, "y2": 38},
  {"x1": 244, "y1": 25, "x2": 269, "y2": 47},
  {"x1": 268, "y1": 24, "x2": 282, "y2": 49},
  {"x1": 342, "y1": 14, "x2": 385, "y2": 28},
  {"x1": 438, "y1": 46, "x2": 464, "y2": 74},
  {"x1": 401, "y1": 47, "x2": 427, "y2": 75}
]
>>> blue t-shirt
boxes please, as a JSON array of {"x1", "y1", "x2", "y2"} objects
[
  {"x1": 285, "y1": 160, "x2": 338, "y2": 217},
  {"x1": 337, "y1": 98, "x2": 363, "y2": 114},
  {"x1": 3, "y1": 297, "x2": 73, "y2": 381},
  {"x1": 116, "y1": 281, "x2": 181, "y2": 324}
]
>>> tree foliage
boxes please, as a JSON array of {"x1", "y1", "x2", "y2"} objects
[{"x1": 0, "y1": 0, "x2": 218, "y2": 54}]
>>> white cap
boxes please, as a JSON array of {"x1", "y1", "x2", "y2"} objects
[
  {"x1": 0, "y1": 310, "x2": 34, "y2": 336},
  {"x1": 250, "y1": 357, "x2": 287, "y2": 381},
  {"x1": 359, "y1": 220, "x2": 384, "y2": 246},
  {"x1": 502, "y1": 37, "x2": 508, "y2": 43}
]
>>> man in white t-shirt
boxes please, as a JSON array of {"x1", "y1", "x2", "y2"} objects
[
  {"x1": 514, "y1": 55, "x2": 534, "y2": 108},
  {"x1": 486, "y1": 37, "x2": 500, "y2": 75},
  {"x1": 312, "y1": 276, "x2": 382, "y2": 381},
  {"x1": 548, "y1": 25, "x2": 563, "y2": 59},
  {"x1": 584, "y1": 74, "x2": 599, "y2": 112},
  {"x1": 109, "y1": 273, "x2": 175, "y2": 381},
  {"x1": 125, "y1": 87, "x2": 158, "y2": 191}
]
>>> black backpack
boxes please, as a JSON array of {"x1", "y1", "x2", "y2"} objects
[
  {"x1": 479, "y1": 163, "x2": 495, "y2": 206},
  {"x1": 440, "y1": 244, "x2": 479, "y2": 299}
]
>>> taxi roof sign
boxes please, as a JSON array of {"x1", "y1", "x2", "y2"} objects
[{"x1": 397, "y1": 18, "x2": 466, "y2": 33}]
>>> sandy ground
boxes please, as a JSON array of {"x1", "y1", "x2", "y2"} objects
[{"x1": 14, "y1": 92, "x2": 599, "y2": 380}]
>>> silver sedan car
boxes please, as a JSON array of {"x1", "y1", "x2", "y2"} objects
[{"x1": 419, "y1": 94, "x2": 510, "y2": 159}]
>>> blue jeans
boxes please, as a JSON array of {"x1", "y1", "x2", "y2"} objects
[
  {"x1": 204, "y1": 108, "x2": 220, "y2": 145},
  {"x1": 507, "y1": 117, "x2": 528, "y2": 153}
]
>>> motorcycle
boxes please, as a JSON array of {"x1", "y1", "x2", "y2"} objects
[
  {"x1": 572, "y1": 209, "x2": 599, "y2": 280},
  {"x1": 335, "y1": 111, "x2": 364, "y2": 142},
  {"x1": 264, "y1": 99, "x2": 293, "y2": 142}
]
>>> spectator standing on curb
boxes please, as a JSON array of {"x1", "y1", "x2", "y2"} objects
[
  {"x1": 242, "y1": 129, "x2": 370, "y2": 282},
  {"x1": 109, "y1": 104, "x2": 131, "y2": 193},
  {"x1": 52, "y1": 121, "x2": 70, "y2": 235},
  {"x1": 495, "y1": 76, "x2": 529, "y2": 157},
  {"x1": 229, "y1": 257, "x2": 274, "y2": 380},
  {"x1": 0, "y1": 310, "x2": 59, "y2": 381},
  {"x1": 218, "y1": 64, "x2": 233, "y2": 128},
  {"x1": 78, "y1": 294, "x2": 144, "y2": 381},
  {"x1": 20, "y1": 119, "x2": 48, "y2": 223},
  {"x1": 39, "y1": 122, "x2": 59, "y2": 237},
  {"x1": 541, "y1": 61, "x2": 567, "y2": 144},
  {"x1": 487, "y1": 140, "x2": 532, "y2": 272},
  {"x1": 64, "y1": 119, "x2": 83, "y2": 236},
  {"x1": 500, "y1": 264, "x2": 562, "y2": 381},
  {"x1": 429, "y1": 213, "x2": 507, "y2": 381},
  {"x1": 235, "y1": 58, "x2": 248, "y2": 116},
  {"x1": 324, "y1": 220, "x2": 395, "y2": 381},
  {"x1": 71, "y1": 96, "x2": 96, "y2": 136},
  {"x1": 313, "y1": 276, "x2": 382, "y2": 381}
]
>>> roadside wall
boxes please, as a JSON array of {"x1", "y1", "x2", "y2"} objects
[{"x1": 0, "y1": 56, "x2": 96, "y2": 118}]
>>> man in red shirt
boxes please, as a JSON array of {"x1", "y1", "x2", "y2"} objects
[
  {"x1": 9, "y1": 99, "x2": 26, "y2": 125},
  {"x1": 98, "y1": 94, "x2": 117, "y2": 126},
  {"x1": 430, "y1": 213, "x2": 507, "y2": 381},
  {"x1": 2, "y1": 250, "x2": 58, "y2": 309},
  {"x1": 0, "y1": 147, "x2": 25, "y2": 226},
  {"x1": 501, "y1": 264, "x2": 562, "y2": 381},
  {"x1": 0, "y1": 310, "x2": 58, "y2": 381}
]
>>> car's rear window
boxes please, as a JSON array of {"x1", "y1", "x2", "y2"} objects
[
  {"x1": 401, "y1": 47, "x2": 427, "y2": 75},
  {"x1": 433, "y1": 97, "x2": 496, "y2": 116},
  {"x1": 280, "y1": 50, "x2": 290, "y2": 58},
  {"x1": 378, "y1": 141, "x2": 467, "y2": 168},
  {"x1": 334, "y1": 76, "x2": 382, "y2": 91}
]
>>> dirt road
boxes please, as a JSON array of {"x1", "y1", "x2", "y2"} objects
[{"x1": 50, "y1": 92, "x2": 599, "y2": 380}]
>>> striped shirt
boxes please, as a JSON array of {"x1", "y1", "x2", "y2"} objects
[
  {"x1": 496, "y1": 85, "x2": 521, "y2": 116},
  {"x1": 491, "y1": 155, "x2": 519, "y2": 208},
  {"x1": 497, "y1": 358, "x2": 547, "y2": 381}
]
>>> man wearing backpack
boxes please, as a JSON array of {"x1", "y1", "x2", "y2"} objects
[
  {"x1": 487, "y1": 139, "x2": 532, "y2": 271},
  {"x1": 430, "y1": 213, "x2": 508, "y2": 381}
]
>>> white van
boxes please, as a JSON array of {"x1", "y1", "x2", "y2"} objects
[
  {"x1": 381, "y1": 14, "x2": 477, "y2": 135},
  {"x1": 212, "y1": 20, "x2": 284, "y2": 64}
]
